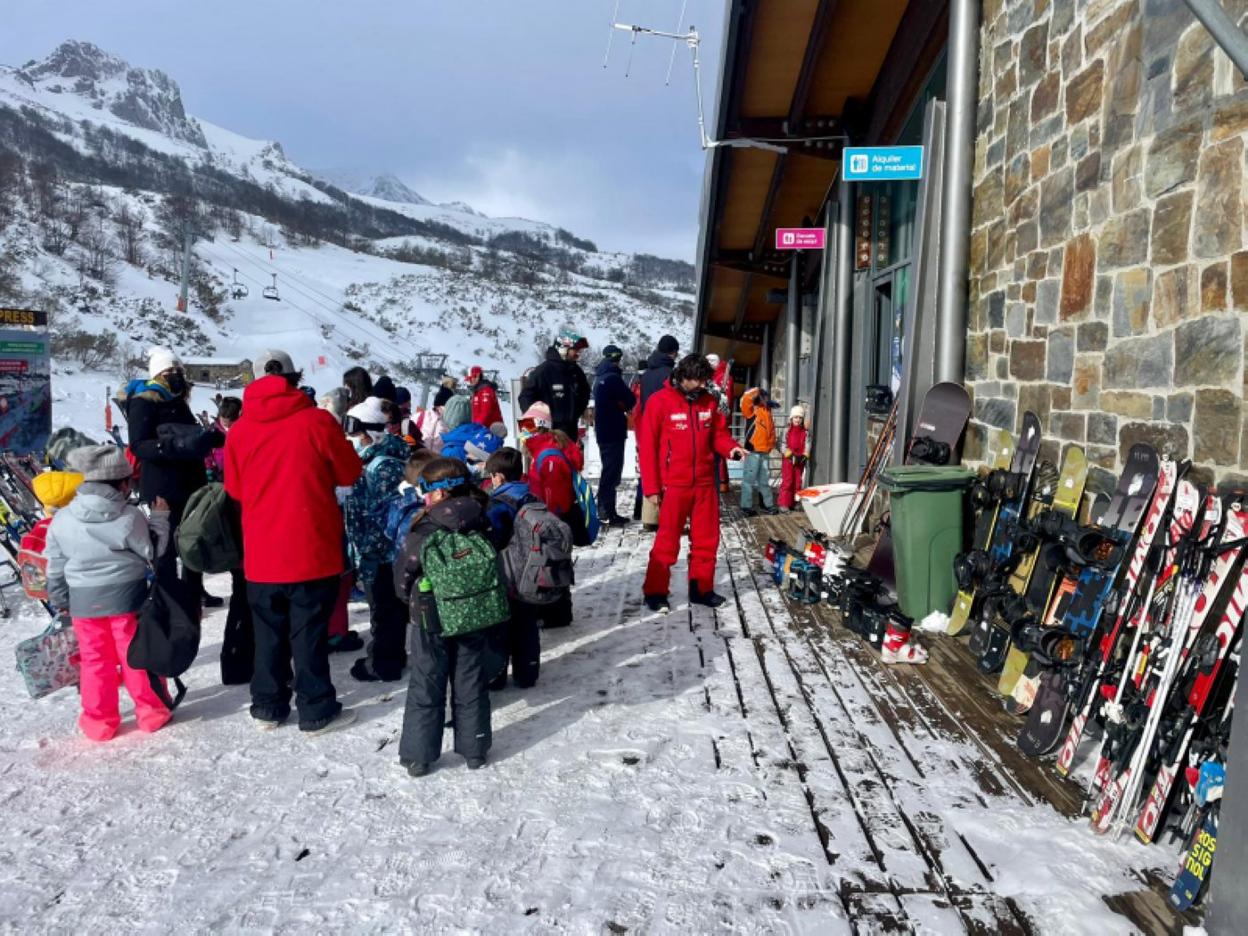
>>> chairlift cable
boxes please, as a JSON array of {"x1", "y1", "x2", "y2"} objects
[{"x1": 204, "y1": 242, "x2": 408, "y2": 370}]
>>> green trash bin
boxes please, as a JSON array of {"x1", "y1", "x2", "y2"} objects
[{"x1": 877, "y1": 465, "x2": 974, "y2": 620}]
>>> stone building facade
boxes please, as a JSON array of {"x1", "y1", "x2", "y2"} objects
[{"x1": 966, "y1": 0, "x2": 1248, "y2": 494}]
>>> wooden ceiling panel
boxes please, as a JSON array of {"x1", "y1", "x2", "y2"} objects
[
  {"x1": 718, "y1": 148, "x2": 782, "y2": 251},
  {"x1": 770, "y1": 153, "x2": 839, "y2": 233},
  {"x1": 806, "y1": 0, "x2": 910, "y2": 114},
  {"x1": 739, "y1": 0, "x2": 822, "y2": 117},
  {"x1": 706, "y1": 267, "x2": 749, "y2": 324}
]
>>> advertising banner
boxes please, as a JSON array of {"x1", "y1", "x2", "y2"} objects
[{"x1": 0, "y1": 309, "x2": 52, "y2": 455}]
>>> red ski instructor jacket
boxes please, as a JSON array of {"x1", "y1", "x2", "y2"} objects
[
  {"x1": 225, "y1": 376, "x2": 363, "y2": 584},
  {"x1": 638, "y1": 383, "x2": 738, "y2": 498}
]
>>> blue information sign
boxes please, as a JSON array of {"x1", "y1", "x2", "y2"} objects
[{"x1": 843, "y1": 146, "x2": 924, "y2": 181}]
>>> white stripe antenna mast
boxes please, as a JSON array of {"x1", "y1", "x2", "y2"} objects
[{"x1": 602, "y1": 1, "x2": 786, "y2": 154}]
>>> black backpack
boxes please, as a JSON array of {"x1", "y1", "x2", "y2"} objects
[{"x1": 128, "y1": 577, "x2": 201, "y2": 709}]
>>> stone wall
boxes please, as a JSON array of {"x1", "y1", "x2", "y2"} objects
[{"x1": 966, "y1": 0, "x2": 1248, "y2": 495}]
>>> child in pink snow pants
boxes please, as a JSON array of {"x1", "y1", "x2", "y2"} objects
[
  {"x1": 778, "y1": 406, "x2": 809, "y2": 511},
  {"x1": 73, "y1": 613, "x2": 172, "y2": 740},
  {"x1": 45, "y1": 446, "x2": 174, "y2": 742}
]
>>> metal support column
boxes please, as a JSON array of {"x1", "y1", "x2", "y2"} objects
[
  {"x1": 1183, "y1": 0, "x2": 1248, "y2": 78},
  {"x1": 829, "y1": 177, "x2": 854, "y2": 481},
  {"x1": 936, "y1": 0, "x2": 980, "y2": 383},
  {"x1": 785, "y1": 253, "x2": 801, "y2": 405}
]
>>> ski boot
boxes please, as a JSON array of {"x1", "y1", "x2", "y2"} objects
[{"x1": 881, "y1": 614, "x2": 927, "y2": 664}]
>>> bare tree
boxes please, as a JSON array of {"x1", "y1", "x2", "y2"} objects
[
  {"x1": 30, "y1": 161, "x2": 59, "y2": 219},
  {"x1": 114, "y1": 198, "x2": 146, "y2": 266},
  {"x1": 75, "y1": 221, "x2": 118, "y2": 283}
]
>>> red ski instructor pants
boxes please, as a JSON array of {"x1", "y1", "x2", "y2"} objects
[{"x1": 643, "y1": 485, "x2": 721, "y2": 596}]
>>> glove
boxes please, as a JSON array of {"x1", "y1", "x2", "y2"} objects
[
  {"x1": 148, "y1": 506, "x2": 172, "y2": 558},
  {"x1": 784, "y1": 449, "x2": 792, "y2": 459}
]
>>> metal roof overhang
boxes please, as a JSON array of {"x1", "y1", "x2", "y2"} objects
[{"x1": 692, "y1": 0, "x2": 933, "y2": 369}]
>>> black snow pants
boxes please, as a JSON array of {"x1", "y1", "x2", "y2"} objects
[
  {"x1": 596, "y1": 438, "x2": 626, "y2": 520},
  {"x1": 220, "y1": 568, "x2": 254, "y2": 685},
  {"x1": 363, "y1": 562, "x2": 409, "y2": 678},
  {"x1": 494, "y1": 598, "x2": 541, "y2": 688},
  {"x1": 247, "y1": 577, "x2": 341, "y2": 727},
  {"x1": 399, "y1": 607, "x2": 498, "y2": 765}
]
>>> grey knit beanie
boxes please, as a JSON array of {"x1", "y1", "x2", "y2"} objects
[
  {"x1": 67, "y1": 445, "x2": 133, "y2": 482},
  {"x1": 443, "y1": 394, "x2": 472, "y2": 430}
]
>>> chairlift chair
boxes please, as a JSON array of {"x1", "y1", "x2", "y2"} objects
[
  {"x1": 263, "y1": 273, "x2": 280, "y2": 302},
  {"x1": 230, "y1": 268, "x2": 249, "y2": 300}
]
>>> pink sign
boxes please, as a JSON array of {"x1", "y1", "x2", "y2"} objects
[{"x1": 775, "y1": 227, "x2": 826, "y2": 250}]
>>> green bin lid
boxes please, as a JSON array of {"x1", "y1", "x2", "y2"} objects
[{"x1": 878, "y1": 464, "x2": 975, "y2": 493}]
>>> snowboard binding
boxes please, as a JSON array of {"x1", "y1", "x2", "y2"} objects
[{"x1": 908, "y1": 435, "x2": 951, "y2": 466}]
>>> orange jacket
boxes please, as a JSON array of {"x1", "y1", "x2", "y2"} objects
[{"x1": 740, "y1": 389, "x2": 777, "y2": 454}]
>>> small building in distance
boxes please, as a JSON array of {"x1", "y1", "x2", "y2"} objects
[{"x1": 183, "y1": 358, "x2": 252, "y2": 390}]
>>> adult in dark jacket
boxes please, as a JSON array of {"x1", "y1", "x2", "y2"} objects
[
  {"x1": 394, "y1": 460, "x2": 503, "y2": 775},
  {"x1": 633, "y1": 335, "x2": 679, "y2": 524},
  {"x1": 126, "y1": 346, "x2": 223, "y2": 595},
  {"x1": 592, "y1": 344, "x2": 636, "y2": 525},
  {"x1": 517, "y1": 330, "x2": 591, "y2": 437},
  {"x1": 225, "y1": 349, "x2": 363, "y2": 734}
]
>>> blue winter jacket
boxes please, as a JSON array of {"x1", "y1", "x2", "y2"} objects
[
  {"x1": 484, "y1": 480, "x2": 533, "y2": 549},
  {"x1": 344, "y1": 433, "x2": 410, "y2": 582},
  {"x1": 440, "y1": 422, "x2": 502, "y2": 465},
  {"x1": 384, "y1": 486, "x2": 424, "y2": 562},
  {"x1": 592, "y1": 360, "x2": 636, "y2": 445}
]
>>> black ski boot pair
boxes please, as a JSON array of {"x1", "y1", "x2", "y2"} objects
[
  {"x1": 402, "y1": 756, "x2": 486, "y2": 778},
  {"x1": 645, "y1": 588, "x2": 727, "y2": 612}
]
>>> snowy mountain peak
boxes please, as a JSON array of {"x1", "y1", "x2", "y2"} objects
[
  {"x1": 15, "y1": 40, "x2": 206, "y2": 147},
  {"x1": 313, "y1": 169, "x2": 431, "y2": 207}
]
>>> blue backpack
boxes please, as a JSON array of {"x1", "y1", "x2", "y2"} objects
[{"x1": 534, "y1": 448, "x2": 600, "y2": 546}]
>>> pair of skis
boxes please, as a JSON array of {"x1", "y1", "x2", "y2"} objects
[{"x1": 1087, "y1": 495, "x2": 1248, "y2": 841}]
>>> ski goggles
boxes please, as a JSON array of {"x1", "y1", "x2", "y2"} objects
[
  {"x1": 342, "y1": 416, "x2": 387, "y2": 435},
  {"x1": 417, "y1": 476, "x2": 468, "y2": 495}
]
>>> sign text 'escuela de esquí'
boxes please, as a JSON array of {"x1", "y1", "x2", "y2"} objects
[{"x1": 774, "y1": 228, "x2": 826, "y2": 250}]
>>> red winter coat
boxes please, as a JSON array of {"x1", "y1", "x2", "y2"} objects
[
  {"x1": 638, "y1": 383, "x2": 737, "y2": 497},
  {"x1": 471, "y1": 380, "x2": 504, "y2": 428},
  {"x1": 225, "y1": 376, "x2": 363, "y2": 584},
  {"x1": 525, "y1": 432, "x2": 584, "y2": 518},
  {"x1": 784, "y1": 423, "x2": 809, "y2": 461}
]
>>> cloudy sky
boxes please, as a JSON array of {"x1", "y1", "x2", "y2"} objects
[{"x1": 2, "y1": 0, "x2": 726, "y2": 260}]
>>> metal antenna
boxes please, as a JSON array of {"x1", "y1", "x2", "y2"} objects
[
  {"x1": 606, "y1": 13, "x2": 795, "y2": 154},
  {"x1": 602, "y1": 0, "x2": 623, "y2": 68},
  {"x1": 664, "y1": 0, "x2": 689, "y2": 85}
]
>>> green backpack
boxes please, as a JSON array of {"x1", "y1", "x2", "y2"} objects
[
  {"x1": 420, "y1": 528, "x2": 508, "y2": 637},
  {"x1": 176, "y1": 483, "x2": 243, "y2": 574}
]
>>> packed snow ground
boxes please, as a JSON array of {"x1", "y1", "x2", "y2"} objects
[{"x1": 0, "y1": 477, "x2": 1178, "y2": 934}]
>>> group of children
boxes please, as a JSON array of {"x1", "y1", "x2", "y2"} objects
[{"x1": 40, "y1": 361, "x2": 584, "y2": 780}]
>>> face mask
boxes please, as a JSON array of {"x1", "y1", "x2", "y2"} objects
[
  {"x1": 352, "y1": 437, "x2": 370, "y2": 454},
  {"x1": 166, "y1": 372, "x2": 188, "y2": 396}
]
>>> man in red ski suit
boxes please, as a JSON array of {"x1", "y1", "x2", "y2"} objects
[
  {"x1": 639, "y1": 354, "x2": 745, "y2": 611},
  {"x1": 466, "y1": 366, "x2": 504, "y2": 429}
]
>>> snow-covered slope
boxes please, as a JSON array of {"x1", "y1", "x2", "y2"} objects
[{"x1": 0, "y1": 41, "x2": 694, "y2": 435}]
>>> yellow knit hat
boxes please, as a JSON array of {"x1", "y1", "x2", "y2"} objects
[{"x1": 32, "y1": 471, "x2": 84, "y2": 510}]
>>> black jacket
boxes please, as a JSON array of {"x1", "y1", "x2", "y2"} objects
[
  {"x1": 592, "y1": 360, "x2": 636, "y2": 444},
  {"x1": 639, "y1": 350, "x2": 676, "y2": 411},
  {"x1": 518, "y1": 347, "x2": 591, "y2": 436},
  {"x1": 127, "y1": 389, "x2": 222, "y2": 510},
  {"x1": 393, "y1": 494, "x2": 493, "y2": 622}
]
